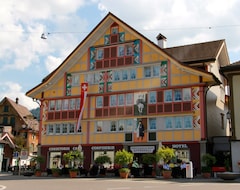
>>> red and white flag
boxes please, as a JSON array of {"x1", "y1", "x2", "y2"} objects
[{"x1": 76, "y1": 83, "x2": 88, "y2": 132}]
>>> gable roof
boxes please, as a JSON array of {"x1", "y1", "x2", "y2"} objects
[
  {"x1": 164, "y1": 40, "x2": 228, "y2": 65},
  {"x1": 26, "y1": 12, "x2": 220, "y2": 98},
  {"x1": 0, "y1": 133, "x2": 15, "y2": 148},
  {"x1": 1, "y1": 97, "x2": 39, "y2": 131}
]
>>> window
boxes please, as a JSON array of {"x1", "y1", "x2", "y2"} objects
[
  {"x1": 96, "y1": 96, "x2": 103, "y2": 108},
  {"x1": 96, "y1": 121, "x2": 103, "y2": 132},
  {"x1": 164, "y1": 90, "x2": 172, "y2": 102},
  {"x1": 114, "y1": 70, "x2": 121, "y2": 81},
  {"x1": 175, "y1": 117, "x2": 182, "y2": 128},
  {"x1": 69, "y1": 123, "x2": 75, "y2": 133},
  {"x1": 126, "y1": 119, "x2": 134, "y2": 131},
  {"x1": 56, "y1": 100, "x2": 62, "y2": 111},
  {"x1": 3, "y1": 117, "x2": 8, "y2": 125},
  {"x1": 118, "y1": 120, "x2": 125, "y2": 131},
  {"x1": 97, "y1": 49, "x2": 104, "y2": 60},
  {"x1": 183, "y1": 88, "x2": 191, "y2": 101},
  {"x1": 110, "y1": 95, "x2": 117, "y2": 107},
  {"x1": 76, "y1": 98, "x2": 80, "y2": 109},
  {"x1": 62, "y1": 124, "x2": 68, "y2": 134},
  {"x1": 130, "y1": 69, "x2": 136, "y2": 80},
  {"x1": 69, "y1": 99, "x2": 75, "y2": 110},
  {"x1": 118, "y1": 94, "x2": 125, "y2": 106},
  {"x1": 144, "y1": 67, "x2": 151, "y2": 77},
  {"x1": 126, "y1": 44, "x2": 133, "y2": 56},
  {"x1": 10, "y1": 117, "x2": 15, "y2": 126},
  {"x1": 62, "y1": 99, "x2": 69, "y2": 110},
  {"x1": 126, "y1": 93, "x2": 133, "y2": 105},
  {"x1": 48, "y1": 124, "x2": 54, "y2": 135},
  {"x1": 55, "y1": 124, "x2": 61, "y2": 134},
  {"x1": 184, "y1": 116, "x2": 192, "y2": 128},
  {"x1": 94, "y1": 73, "x2": 100, "y2": 84},
  {"x1": 174, "y1": 89, "x2": 182, "y2": 101},
  {"x1": 165, "y1": 117, "x2": 173, "y2": 129},
  {"x1": 111, "y1": 26, "x2": 118, "y2": 34},
  {"x1": 110, "y1": 121, "x2": 116, "y2": 131},
  {"x1": 72, "y1": 74, "x2": 79, "y2": 86},
  {"x1": 3, "y1": 105, "x2": 9, "y2": 112},
  {"x1": 148, "y1": 91, "x2": 156, "y2": 104},
  {"x1": 153, "y1": 65, "x2": 160, "y2": 77},
  {"x1": 122, "y1": 70, "x2": 128, "y2": 80},
  {"x1": 149, "y1": 118, "x2": 156, "y2": 130},
  {"x1": 49, "y1": 100, "x2": 55, "y2": 111},
  {"x1": 118, "y1": 46, "x2": 125, "y2": 57}
]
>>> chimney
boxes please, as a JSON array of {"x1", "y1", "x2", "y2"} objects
[
  {"x1": 156, "y1": 33, "x2": 167, "y2": 48},
  {"x1": 16, "y1": 97, "x2": 19, "y2": 104}
]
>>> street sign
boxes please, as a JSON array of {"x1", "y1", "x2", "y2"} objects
[{"x1": 20, "y1": 150, "x2": 28, "y2": 160}]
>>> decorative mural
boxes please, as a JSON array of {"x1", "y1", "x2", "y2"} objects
[
  {"x1": 66, "y1": 73, "x2": 72, "y2": 96},
  {"x1": 160, "y1": 60, "x2": 168, "y2": 87},
  {"x1": 134, "y1": 40, "x2": 140, "y2": 64},
  {"x1": 134, "y1": 92, "x2": 147, "y2": 116},
  {"x1": 99, "y1": 70, "x2": 113, "y2": 93},
  {"x1": 90, "y1": 47, "x2": 96, "y2": 70},
  {"x1": 192, "y1": 87, "x2": 200, "y2": 128}
]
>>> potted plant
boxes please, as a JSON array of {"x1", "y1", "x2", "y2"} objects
[
  {"x1": 95, "y1": 155, "x2": 111, "y2": 176},
  {"x1": 114, "y1": 149, "x2": 133, "y2": 178},
  {"x1": 30, "y1": 155, "x2": 45, "y2": 177},
  {"x1": 141, "y1": 154, "x2": 156, "y2": 177},
  {"x1": 63, "y1": 150, "x2": 83, "y2": 178},
  {"x1": 201, "y1": 153, "x2": 216, "y2": 178},
  {"x1": 156, "y1": 146, "x2": 175, "y2": 179},
  {"x1": 51, "y1": 168, "x2": 61, "y2": 177}
]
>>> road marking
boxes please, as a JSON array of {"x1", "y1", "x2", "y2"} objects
[
  {"x1": 179, "y1": 183, "x2": 203, "y2": 187},
  {"x1": 0, "y1": 185, "x2": 6, "y2": 190},
  {"x1": 107, "y1": 187, "x2": 131, "y2": 190}
]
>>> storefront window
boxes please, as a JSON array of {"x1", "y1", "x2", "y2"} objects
[
  {"x1": 49, "y1": 152, "x2": 61, "y2": 169},
  {"x1": 93, "y1": 151, "x2": 114, "y2": 168}
]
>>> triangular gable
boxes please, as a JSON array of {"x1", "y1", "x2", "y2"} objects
[
  {"x1": 26, "y1": 12, "x2": 218, "y2": 98},
  {"x1": 1, "y1": 133, "x2": 15, "y2": 148}
]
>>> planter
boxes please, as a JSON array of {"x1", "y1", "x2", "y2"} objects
[
  {"x1": 162, "y1": 170, "x2": 172, "y2": 179},
  {"x1": 35, "y1": 170, "x2": 42, "y2": 177},
  {"x1": 202, "y1": 172, "x2": 211, "y2": 178},
  {"x1": 119, "y1": 171, "x2": 129, "y2": 179},
  {"x1": 69, "y1": 170, "x2": 78, "y2": 178}
]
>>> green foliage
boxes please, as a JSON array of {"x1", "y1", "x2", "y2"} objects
[
  {"x1": 30, "y1": 155, "x2": 45, "y2": 169},
  {"x1": 13, "y1": 136, "x2": 27, "y2": 152},
  {"x1": 119, "y1": 168, "x2": 130, "y2": 173},
  {"x1": 51, "y1": 168, "x2": 61, "y2": 174},
  {"x1": 63, "y1": 150, "x2": 83, "y2": 168},
  {"x1": 201, "y1": 166, "x2": 211, "y2": 173},
  {"x1": 156, "y1": 146, "x2": 175, "y2": 163},
  {"x1": 142, "y1": 154, "x2": 156, "y2": 165},
  {"x1": 202, "y1": 153, "x2": 216, "y2": 167},
  {"x1": 114, "y1": 149, "x2": 133, "y2": 166},
  {"x1": 95, "y1": 155, "x2": 111, "y2": 164}
]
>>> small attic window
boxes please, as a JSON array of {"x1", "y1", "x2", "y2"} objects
[{"x1": 110, "y1": 22, "x2": 119, "y2": 35}]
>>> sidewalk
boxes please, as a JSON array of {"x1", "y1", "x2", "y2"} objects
[{"x1": 1, "y1": 172, "x2": 239, "y2": 183}]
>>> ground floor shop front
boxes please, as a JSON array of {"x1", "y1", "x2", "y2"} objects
[{"x1": 40, "y1": 141, "x2": 202, "y2": 174}]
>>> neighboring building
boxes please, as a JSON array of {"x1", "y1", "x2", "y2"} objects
[
  {"x1": 26, "y1": 12, "x2": 230, "y2": 173},
  {"x1": 0, "y1": 97, "x2": 39, "y2": 171},
  {"x1": 220, "y1": 61, "x2": 240, "y2": 172}
]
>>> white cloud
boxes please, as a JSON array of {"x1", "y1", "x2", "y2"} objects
[
  {"x1": 0, "y1": 82, "x2": 39, "y2": 110},
  {"x1": 45, "y1": 56, "x2": 62, "y2": 73}
]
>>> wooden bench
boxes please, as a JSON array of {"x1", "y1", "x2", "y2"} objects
[{"x1": 212, "y1": 166, "x2": 226, "y2": 178}]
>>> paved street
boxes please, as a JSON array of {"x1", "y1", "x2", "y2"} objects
[{"x1": 0, "y1": 173, "x2": 239, "y2": 190}]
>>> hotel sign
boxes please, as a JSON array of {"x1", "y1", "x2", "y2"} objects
[{"x1": 172, "y1": 144, "x2": 188, "y2": 149}]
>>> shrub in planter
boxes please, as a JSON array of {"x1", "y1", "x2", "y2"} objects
[
  {"x1": 201, "y1": 153, "x2": 216, "y2": 178},
  {"x1": 30, "y1": 155, "x2": 45, "y2": 177},
  {"x1": 114, "y1": 149, "x2": 133, "y2": 178}
]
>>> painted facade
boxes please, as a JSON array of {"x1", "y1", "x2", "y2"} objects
[{"x1": 26, "y1": 13, "x2": 229, "y2": 173}]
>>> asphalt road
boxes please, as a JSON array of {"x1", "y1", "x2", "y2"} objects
[{"x1": 0, "y1": 173, "x2": 239, "y2": 190}]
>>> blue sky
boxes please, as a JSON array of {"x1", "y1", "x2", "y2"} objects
[{"x1": 1, "y1": 0, "x2": 240, "y2": 110}]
